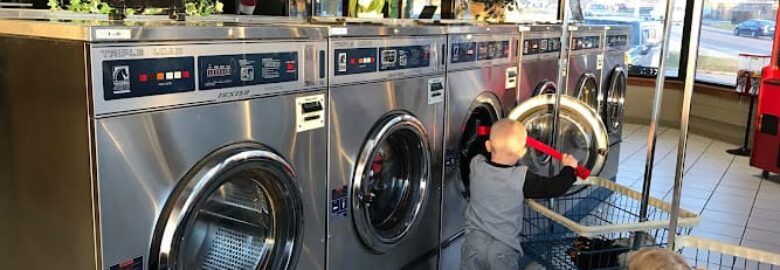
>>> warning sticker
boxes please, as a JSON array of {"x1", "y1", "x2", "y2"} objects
[{"x1": 109, "y1": 256, "x2": 142, "y2": 270}]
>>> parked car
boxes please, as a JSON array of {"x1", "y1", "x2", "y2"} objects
[
  {"x1": 734, "y1": 19, "x2": 776, "y2": 38},
  {"x1": 585, "y1": 17, "x2": 663, "y2": 67}
]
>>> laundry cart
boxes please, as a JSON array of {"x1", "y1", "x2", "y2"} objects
[
  {"x1": 675, "y1": 236, "x2": 780, "y2": 270},
  {"x1": 520, "y1": 178, "x2": 701, "y2": 269}
]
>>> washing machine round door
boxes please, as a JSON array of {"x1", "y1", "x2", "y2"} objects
[
  {"x1": 533, "y1": 80, "x2": 558, "y2": 96},
  {"x1": 353, "y1": 112, "x2": 431, "y2": 254},
  {"x1": 458, "y1": 99, "x2": 501, "y2": 199},
  {"x1": 604, "y1": 66, "x2": 627, "y2": 134},
  {"x1": 151, "y1": 143, "x2": 303, "y2": 270},
  {"x1": 575, "y1": 72, "x2": 600, "y2": 110},
  {"x1": 509, "y1": 95, "x2": 609, "y2": 177}
]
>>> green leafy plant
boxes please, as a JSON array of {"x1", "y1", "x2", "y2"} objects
[
  {"x1": 47, "y1": 0, "x2": 222, "y2": 16},
  {"x1": 471, "y1": 0, "x2": 518, "y2": 22}
]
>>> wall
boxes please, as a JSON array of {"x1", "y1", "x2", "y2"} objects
[{"x1": 624, "y1": 83, "x2": 756, "y2": 146}]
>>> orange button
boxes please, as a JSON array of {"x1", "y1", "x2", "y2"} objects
[{"x1": 156, "y1": 72, "x2": 164, "y2": 80}]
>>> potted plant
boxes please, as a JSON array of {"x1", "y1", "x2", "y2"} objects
[
  {"x1": 468, "y1": 0, "x2": 518, "y2": 22},
  {"x1": 48, "y1": 0, "x2": 222, "y2": 16}
]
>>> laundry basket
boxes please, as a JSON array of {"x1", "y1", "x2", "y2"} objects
[
  {"x1": 675, "y1": 236, "x2": 780, "y2": 270},
  {"x1": 521, "y1": 177, "x2": 701, "y2": 269}
]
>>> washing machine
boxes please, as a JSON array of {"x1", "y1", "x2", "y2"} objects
[
  {"x1": 517, "y1": 23, "x2": 563, "y2": 102},
  {"x1": 566, "y1": 25, "x2": 605, "y2": 114},
  {"x1": 322, "y1": 20, "x2": 446, "y2": 270},
  {"x1": 0, "y1": 17, "x2": 329, "y2": 270},
  {"x1": 438, "y1": 22, "x2": 520, "y2": 269},
  {"x1": 599, "y1": 25, "x2": 630, "y2": 181}
]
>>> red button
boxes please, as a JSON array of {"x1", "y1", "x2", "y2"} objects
[
  {"x1": 286, "y1": 63, "x2": 295, "y2": 70},
  {"x1": 182, "y1": 70, "x2": 190, "y2": 78},
  {"x1": 350, "y1": 58, "x2": 356, "y2": 65},
  {"x1": 139, "y1": 73, "x2": 148, "y2": 82}
]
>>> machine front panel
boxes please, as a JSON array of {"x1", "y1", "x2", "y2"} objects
[{"x1": 90, "y1": 41, "x2": 327, "y2": 116}]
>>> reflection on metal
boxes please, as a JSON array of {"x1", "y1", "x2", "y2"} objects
[
  {"x1": 153, "y1": 143, "x2": 303, "y2": 270},
  {"x1": 638, "y1": 0, "x2": 677, "y2": 234},
  {"x1": 508, "y1": 95, "x2": 609, "y2": 178},
  {"x1": 534, "y1": 80, "x2": 558, "y2": 96},
  {"x1": 604, "y1": 67, "x2": 627, "y2": 134},
  {"x1": 352, "y1": 112, "x2": 431, "y2": 254},
  {"x1": 668, "y1": 0, "x2": 705, "y2": 251},
  {"x1": 575, "y1": 72, "x2": 600, "y2": 110}
]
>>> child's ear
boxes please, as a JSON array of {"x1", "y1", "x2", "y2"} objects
[{"x1": 485, "y1": 140, "x2": 492, "y2": 153}]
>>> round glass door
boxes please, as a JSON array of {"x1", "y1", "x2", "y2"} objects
[
  {"x1": 352, "y1": 112, "x2": 431, "y2": 254},
  {"x1": 575, "y1": 72, "x2": 600, "y2": 111},
  {"x1": 509, "y1": 95, "x2": 609, "y2": 177},
  {"x1": 151, "y1": 143, "x2": 303, "y2": 270},
  {"x1": 534, "y1": 80, "x2": 558, "y2": 96},
  {"x1": 459, "y1": 103, "x2": 500, "y2": 199},
  {"x1": 604, "y1": 67, "x2": 627, "y2": 134}
]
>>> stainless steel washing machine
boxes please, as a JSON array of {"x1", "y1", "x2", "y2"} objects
[
  {"x1": 566, "y1": 25, "x2": 605, "y2": 114},
  {"x1": 517, "y1": 24, "x2": 563, "y2": 102},
  {"x1": 438, "y1": 22, "x2": 520, "y2": 269},
  {"x1": 599, "y1": 25, "x2": 630, "y2": 181},
  {"x1": 322, "y1": 20, "x2": 446, "y2": 270},
  {"x1": 0, "y1": 17, "x2": 328, "y2": 270}
]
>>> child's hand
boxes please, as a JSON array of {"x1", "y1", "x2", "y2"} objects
[{"x1": 562, "y1": 154, "x2": 578, "y2": 168}]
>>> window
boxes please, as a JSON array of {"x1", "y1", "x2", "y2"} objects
[
  {"x1": 695, "y1": 0, "x2": 777, "y2": 86},
  {"x1": 582, "y1": 0, "x2": 687, "y2": 78},
  {"x1": 505, "y1": 0, "x2": 559, "y2": 22}
]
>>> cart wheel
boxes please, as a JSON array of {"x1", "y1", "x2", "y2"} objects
[{"x1": 762, "y1": 171, "x2": 770, "y2": 179}]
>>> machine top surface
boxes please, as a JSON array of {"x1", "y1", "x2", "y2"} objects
[{"x1": 0, "y1": 10, "x2": 327, "y2": 42}]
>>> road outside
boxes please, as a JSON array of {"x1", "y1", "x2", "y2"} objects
[{"x1": 694, "y1": 20, "x2": 773, "y2": 86}]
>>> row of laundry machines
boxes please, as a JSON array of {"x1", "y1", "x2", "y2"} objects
[{"x1": 0, "y1": 11, "x2": 629, "y2": 270}]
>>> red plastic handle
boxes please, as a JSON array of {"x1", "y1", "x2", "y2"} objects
[{"x1": 526, "y1": 137, "x2": 591, "y2": 179}]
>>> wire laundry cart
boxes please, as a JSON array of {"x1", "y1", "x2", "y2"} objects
[
  {"x1": 520, "y1": 178, "x2": 701, "y2": 269},
  {"x1": 675, "y1": 236, "x2": 780, "y2": 270}
]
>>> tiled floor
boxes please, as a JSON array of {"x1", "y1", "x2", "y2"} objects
[{"x1": 616, "y1": 123, "x2": 780, "y2": 254}]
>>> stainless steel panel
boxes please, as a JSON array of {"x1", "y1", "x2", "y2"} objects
[
  {"x1": 310, "y1": 18, "x2": 447, "y2": 36},
  {"x1": 0, "y1": 18, "x2": 328, "y2": 42},
  {"x1": 328, "y1": 36, "x2": 446, "y2": 85},
  {"x1": 328, "y1": 76, "x2": 442, "y2": 270},
  {"x1": 566, "y1": 54, "x2": 602, "y2": 104},
  {"x1": 441, "y1": 68, "x2": 508, "y2": 245},
  {"x1": 96, "y1": 91, "x2": 327, "y2": 270},
  {"x1": 89, "y1": 41, "x2": 327, "y2": 116},
  {"x1": 518, "y1": 57, "x2": 559, "y2": 101},
  {"x1": 0, "y1": 37, "x2": 98, "y2": 270}
]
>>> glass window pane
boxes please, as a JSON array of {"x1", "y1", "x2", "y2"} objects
[
  {"x1": 505, "y1": 0, "x2": 559, "y2": 22},
  {"x1": 582, "y1": 0, "x2": 686, "y2": 78},
  {"x1": 695, "y1": 0, "x2": 776, "y2": 86}
]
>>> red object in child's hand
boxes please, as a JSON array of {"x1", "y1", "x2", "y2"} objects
[{"x1": 526, "y1": 137, "x2": 591, "y2": 180}]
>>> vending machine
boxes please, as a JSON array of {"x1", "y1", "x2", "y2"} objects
[{"x1": 750, "y1": 8, "x2": 780, "y2": 177}]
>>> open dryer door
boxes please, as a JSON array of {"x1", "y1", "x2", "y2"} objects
[
  {"x1": 603, "y1": 66, "x2": 627, "y2": 134},
  {"x1": 509, "y1": 95, "x2": 609, "y2": 177},
  {"x1": 575, "y1": 71, "x2": 601, "y2": 111},
  {"x1": 151, "y1": 143, "x2": 303, "y2": 270},
  {"x1": 352, "y1": 112, "x2": 431, "y2": 254}
]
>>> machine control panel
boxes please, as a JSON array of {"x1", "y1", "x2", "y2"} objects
[
  {"x1": 572, "y1": 36, "x2": 601, "y2": 50},
  {"x1": 523, "y1": 38, "x2": 561, "y2": 55},
  {"x1": 451, "y1": 40, "x2": 511, "y2": 63},
  {"x1": 102, "y1": 57, "x2": 196, "y2": 100},
  {"x1": 335, "y1": 48, "x2": 377, "y2": 75},
  {"x1": 379, "y1": 45, "x2": 431, "y2": 71},
  {"x1": 198, "y1": 52, "x2": 298, "y2": 90},
  {"x1": 91, "y1": 42, "x2": 327, "y2": 116},
  {"x1": 606, "y1": 35, "x2": 629, "y2": 48},
  {"x1": 451, "y1": 42, "x2": 477, "y2": 63},
  {"x1": 329, "y1": 37, "x2": 445, "y2": 85}
]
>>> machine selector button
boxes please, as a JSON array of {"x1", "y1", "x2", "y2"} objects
[{"x1": 430, "y1": 82, "x2": 444, "y2": 91}]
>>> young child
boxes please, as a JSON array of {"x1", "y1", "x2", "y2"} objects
[{"x1": 461, "y1": 119, "x2": 580, "y2": 270}]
